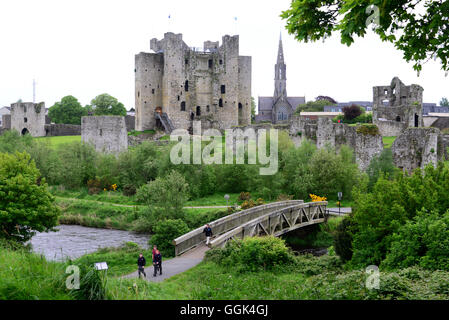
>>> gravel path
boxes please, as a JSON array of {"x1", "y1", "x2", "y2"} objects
[{"x1": 122, "y1": 245, "x2": 209, "y2": 282}]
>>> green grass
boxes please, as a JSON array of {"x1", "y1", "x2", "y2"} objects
[
  {"x1": 73, "y1": 243, "x2": 153, "y2": 277},
  {"x1": 49, "y1": 186, "x2": 140, "y2": 206},
  {"x1": 382, "y1": 136, "x2": 397, "y2": 149},
  {"x1": 36, "y1": 135, "x2": 81, "y2": 148},
  {"x1": 56, "y1": 198, "x2": 142, "y2": 231},
  {"x1": 128, "y1": 130, "x2": 156, "y2": 136},
  {"x1": 185, "y1": 193, "x2": 241, "y2": 207},
  {"x1": 0, "y1": 246, "x2": 72, "y2": 300}
]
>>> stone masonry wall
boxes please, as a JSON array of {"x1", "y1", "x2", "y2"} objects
[
  {"x1": 81, "y1": 116, "x2": 128, "y2": 154},
  {"x1": 392, "y1": 127, "x2": 442, "y2": 173},
  {"x1": 10, "y1": 102, "x2": 46, "y2": 137},
  {"x1": 45, "y1": 124, "x2": 81, "y2": 136}
]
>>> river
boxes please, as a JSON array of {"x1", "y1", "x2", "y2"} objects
[{"x1": 29, "y1": 225, "x2": 150, "y2": 261}]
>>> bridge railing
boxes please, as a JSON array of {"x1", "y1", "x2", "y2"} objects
[
  {"x1": 209, "y1": 201, "x2": 328, "y2": 249},
  {"x1": 173, "y1": 200, "x2": 304, "y2": 256}
]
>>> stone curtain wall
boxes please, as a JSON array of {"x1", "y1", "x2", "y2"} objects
[
  {"x1": 376, "y1": 120, "x2": 407, "y2": 137},
  {"x1": 45, "y1": 124, "x2": 81, "y2": 136},
  {"x1": 391, "y1": 127, "x2": 446, "y2": 173},
  {"x1": 81, "y1": 116, "x2": 128, "y2": 154},
  {"x1": 290, "y1": 117, "x2": 383, "y2": 171},
  {"x1": 1, "y1": 114, "x2": 11, "y2": 129}
]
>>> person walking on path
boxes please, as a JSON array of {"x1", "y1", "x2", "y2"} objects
[
  {"x1": 203, "y1": 224, "x2": 213, "y2": 245},
  {"x1": 153, "y1": 250, "x2": 162, "y2": 277},
  {"x1": 152, "y1": 245, "x2": 157, "y2": 260},
  {"x1": 137, "y1": 253, "x2": 146, "y2": 278}
]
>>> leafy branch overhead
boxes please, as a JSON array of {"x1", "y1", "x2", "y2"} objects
[{"x1": 281, "y1": 0, "x2": 449, "y2": 73}]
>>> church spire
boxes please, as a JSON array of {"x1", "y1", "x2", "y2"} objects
[
  {"x1": 274, "y1": 34, "x2": 287, "y2": 99},
  {"x1": 277, "y1": 33, "x2": 284, "y2": 64}
]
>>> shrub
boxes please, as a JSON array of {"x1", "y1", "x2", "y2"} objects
[
  {"x1": 342, "y1": 104, "x2": 363, "y2": 120},
  {"x1": 277, "y1": 194, "x2": 294, "y2": 201},
  {"x1": 69, "y1": 263, "x2": 107, "y2": 300},
  {"x1": 122, "y1": 184, "x2": 137, "y2": 196},
  {"x1": 333, "y1": 217, "x2": 354, "y2": 262},
  {"x1": 150, "y1": 219, "x2": 190, "y2": 257},
  {"x1": 137, "y1": 170, "x2": 189, "y2": 219},
  {"x1": 356, "y1": 124, "x2": 379, "y2": 136},
  {"x1": 87, "y1": 178, "x2": 101, "y2": 195},
  {"x1": 210, "y1": 236, "x2": 296, "y2": 272},
  {"x1": 382, "y1": 210, "x2": 449, "y2": 271},
  {"x1": 238, "y1": 192, "x2": 251, "y2": 202}
]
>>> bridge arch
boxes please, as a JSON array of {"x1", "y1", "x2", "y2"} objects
[{"x1": 173, "y1": 200, "x2": 327, "y2": 256}]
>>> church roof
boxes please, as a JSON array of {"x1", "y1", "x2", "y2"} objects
[{"x1": 258, "y1": 96, "x2": 305, "y2": 112}]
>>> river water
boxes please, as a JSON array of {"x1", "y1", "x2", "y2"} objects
[{"x1": 29, "y1": 225, "x2": 150, "y2": 262}]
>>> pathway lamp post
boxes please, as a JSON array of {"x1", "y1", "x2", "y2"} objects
[
  {"x1": 338, "y1": 192, "x2": 342, "y2": 215},
  {"x1": 224, "y1": 194, "x2": 230, "y2": 207}
]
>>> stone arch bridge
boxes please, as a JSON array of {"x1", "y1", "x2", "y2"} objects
[{"x1": 173, "y1": 200, "x2": 328, "y2": 256}]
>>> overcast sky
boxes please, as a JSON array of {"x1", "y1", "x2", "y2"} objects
[{"x1": 1, "y1": 0, "x2": 448, "y2": 111}]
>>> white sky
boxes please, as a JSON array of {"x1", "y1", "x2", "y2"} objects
[{"x1": 0, "y1": 0, "x2": 448, "y2": 111}]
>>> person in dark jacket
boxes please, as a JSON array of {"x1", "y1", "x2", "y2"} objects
[
  {"x1": 203, "y1": 224, "x2": 213, "y2": 245},
  {"x1": 137, "y1": 253, "x2": 146, "y2": 278},
  {"x1": 153, "y1": 250, "x2": 162, "y2": 277}
]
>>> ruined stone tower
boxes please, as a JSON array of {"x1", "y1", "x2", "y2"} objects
[
  {"x1": 135, "y1": 32, "x2": 252, "y2": 133},
  {"x1": 373, "y1": 77, "x2": 424, "y2": 136},
  {"x1": 10, "y1": 102, "x2": 46, "y2": 137}
]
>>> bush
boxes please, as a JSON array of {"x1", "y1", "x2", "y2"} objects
[
  {"x1": 277, "y1": 194, "x2": 293, "y2": 201},
  {"x1": 343, "y1": 105, "x2": 363, "y2": 120},
  {"x1": 382, "y1": 210, "x2": 449, "y2": 271},
  {"x1": 122, "y1": 184, "x2": 137, "y2": 196},
  {"x1": 333, "y1": 217, "x2": 354, "y2": 262},
  {"x1": 87, "y1": 178, "x2": 101, "y2": 195},
  {"x1": 69, "y1": 263, "x2": 107, "y2": 300},
  {"x1": 356, "y1": 124, "x2": 379, "y2": 136},
  {"x1": 150, "y1": 219, "x2": 190, "y2": 257},
  {"x1": 238, "y1": 192, "x2": 251, "y2": 202},
  {"x1": 209, "y1": 236, "x2": 296, "y2": 272}
]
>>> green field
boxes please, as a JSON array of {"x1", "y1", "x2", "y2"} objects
[
  {"x1": 382, "y1": 136, "x2": 397, "y2": 148},
  {"x1": 36, "y1": 135, "x2": 81, "y2": 148}
]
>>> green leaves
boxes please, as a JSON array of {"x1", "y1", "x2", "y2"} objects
[
  {"x1": 0, "y1": 152, "x2": 60, "y2": 243},
  {"x1": 282, "y1": 0, "x2": 449, "y2": 73},
  {"x1": 48, "y1": 95, "x2": 87, "y2": 125},
  {"x1": 89, "y1": 93, "x2": 127, "y2": 117}
]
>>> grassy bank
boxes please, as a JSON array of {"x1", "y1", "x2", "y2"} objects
[
  {"x1": 36, "y1": 135, "x2": 81, "y2": 149},
  {"x1": 382, "y1": 136, "x2": 397, "y2": 148},
  {"x1": 0, "y1": 246, "x2": 71, "y2": 300}
]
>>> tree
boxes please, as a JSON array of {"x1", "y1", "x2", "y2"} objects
[
  {"x1": 295, "y1": 100, "x2": 331, "y2": 114},
  {"x1": 440, "y1": 97, "x2": 449, "y2": 107},
  {"x1": 316, "y1": 96, "x2": 337, "y2": 104},
  {"x1": 342, "y1": 105, "x2": 363, "y2": 121},
  {"x1": 0, "y1": 152, "x2": 59, "y2": 243},
  {"x1": 136, "y1": 170, "x2": 190, "y2": 218},
  {"x1": 251, "y1": 97, "x2": 257, "y2": 123},
  {"x1": 48, "y1": 95, "x2": 87, "y2": 125},
  {"x1": 89, "y1": 94, "x2": 127, "y2": 116},
  {"x1": 281, "y1": 0, "x2": 449, "y2": 73}
]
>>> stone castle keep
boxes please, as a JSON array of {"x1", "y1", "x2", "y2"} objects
[
  {"x1": 373, "y1": 77, "x2": 424, "y2": 136},
  {"x1": 135, "y1": 32, "x2": 251, "y2": 133}
]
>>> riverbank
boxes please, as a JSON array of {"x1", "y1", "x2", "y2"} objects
[{"x1": 3, "y1": 241, "x2": 449, "y2": 300}]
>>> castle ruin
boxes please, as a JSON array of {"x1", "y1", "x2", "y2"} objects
[
  {"x1": 373, "y1": 77, "x2": 423, "y2": 136},
  {"x1": 81, "y1": 116, "x2": 128, "y2": 154},
  {"x1": 135, "y1": 32, "x2": 251, "y2": 133},
  {"x1": 10, "y1": 102, "x2": 46, "y2": 137}
]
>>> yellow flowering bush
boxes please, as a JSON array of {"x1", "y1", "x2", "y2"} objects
[{"x1": 309, "y1": 194, "x2": 327, "y2": 202}]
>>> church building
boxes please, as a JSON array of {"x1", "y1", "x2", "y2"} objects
[{"x1": 256, "y1": 35, "x2": 305, "y2": 123}]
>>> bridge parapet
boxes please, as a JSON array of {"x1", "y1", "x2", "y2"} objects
[
  {"x1": 173, "y1": 200, "x2": 304, "y2": 256},
  {"x1": 210, "y1": 201, "x2": 328, "y2": 249}
]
